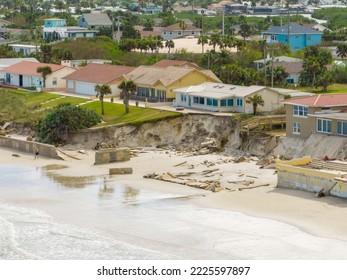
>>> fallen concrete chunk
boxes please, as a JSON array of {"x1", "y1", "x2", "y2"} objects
[{"x1": 109, "y1": 167, "x2": 133, "y2": 175}]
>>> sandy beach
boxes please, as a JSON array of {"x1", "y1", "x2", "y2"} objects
[{"x1": 2, "y1": 144, "x2": 347, "y2": 246}]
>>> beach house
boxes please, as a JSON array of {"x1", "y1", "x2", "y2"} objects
[
  {"x1": 174, "y1": 82, "x2": 286, "y2": 113},
  {"x1": 121, "y1": 66, "x2": 221, "y2": 102},
  {"x1": 2, "y1": 61, "x2": 75, "y2": 90},
  {"x1": 282, "y1": 94, "x2": 347, "y2": 138},
  {"x1": 262, "y1": 23, "x2": 322, "y2": 51},
  {"x1": 78, "y1": 13, "x2": 113, "y2": 29},
  {"x1": 62, "y1": 63, "x2": 135, "y2": 96}
]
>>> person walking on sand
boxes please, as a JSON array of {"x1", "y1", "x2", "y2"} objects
[{"x1": 34, "y1": 146, "x2": 39, "y2": 159}]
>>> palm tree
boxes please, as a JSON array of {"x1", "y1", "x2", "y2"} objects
[
  {"x1": 337, "y1": 43, "x2": 347, "y2": 61},
  {"x1": 209, "y1": 33, "x2": 220, "y2": 51},
  {"x1": 37, "y1": 66, "x2": 52, "y2": 88},
  {"x1": 165, "y1": 40, "x2": 175, "y2": 58},
  {"x1": 179, "y1": 20, "x2": 187, "y2": 37},
  {"x1": 246, "y1": 94, "x2": 265, "y2": 115},
  {"x1": 118, "y1": 80, "x2": 136, "y2": 113},
  {"x1": 198, "y1": 34, "x2": 209, "y2": 54},
  {"x1": 95, "y1": 84, "x2": 112, "y2": 115}
]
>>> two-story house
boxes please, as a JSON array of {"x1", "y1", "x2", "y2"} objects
[
  {"x1": 283, "y1": 94, "x2": 347, "y2": 139},
  {"x1": 162, "y1": 24, "x2": 201, "y2": 40},
  {"x1": 43, "y1": 18, "x2": 98, "y2": 41},
  {"x1": 262, "y1": 23, "x2": 322, "y2": 51}
]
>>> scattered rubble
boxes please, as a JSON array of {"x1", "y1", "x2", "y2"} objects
[{"x1": 143, "y1": 172, "x2": 223, "y2": 192}]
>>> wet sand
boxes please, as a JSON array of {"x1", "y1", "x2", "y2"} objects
[{"x1": 1, "y1": 145, "x2": 347, "y2": 244}]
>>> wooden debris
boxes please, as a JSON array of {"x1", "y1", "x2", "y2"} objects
[
  {"x1": 238, "y1": 183, "x2": 270, "y2": 191},
  {"x1": 174, "y1": 161, "x2": 187, "y2": 167}
]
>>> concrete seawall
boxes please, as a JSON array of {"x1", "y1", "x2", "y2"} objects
[
  {"x1": 0, "y1": 136, "x2": 60, "y2": 159},
  {"x1": 276, "y1": 156, "x2": 347, "y2": 199}
]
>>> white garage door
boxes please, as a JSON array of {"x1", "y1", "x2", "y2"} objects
[{"x1": 75, "y1": 81, "x2": 97, "y2": 96}]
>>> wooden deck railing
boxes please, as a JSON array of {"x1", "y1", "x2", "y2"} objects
[{"x1": 241, "y1": 115, "x2": 286, "y2": 134}]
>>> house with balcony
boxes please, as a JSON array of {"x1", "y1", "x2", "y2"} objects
[
  {"x1": 43, "y1": 18, "x2": 98, "y2": 41},
  {"x1": 282, "y1": 94, "x2": 347, "y2": 139},
  {"x1": 262, "y1": 23, "x2": 322, "y2": 51}
]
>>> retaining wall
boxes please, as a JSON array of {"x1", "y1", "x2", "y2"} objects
[
  {"x1": 0, "y1": 136, "x2": 60, "y2": 159},
  {"x1": 276, "y1": 156, "x2": 347, "y2": 199}
]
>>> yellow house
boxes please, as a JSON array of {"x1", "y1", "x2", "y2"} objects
[{"x1": 120, "y1": 65, "x2": 221, "y2": 102}]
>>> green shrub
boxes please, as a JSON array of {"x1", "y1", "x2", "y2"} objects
[{"x1": 37, "y1": 104, "x2": 101, "y2": 145}]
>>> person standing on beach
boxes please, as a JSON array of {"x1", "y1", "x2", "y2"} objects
[{"x1": 34, "y1": 146, "x2": 39, "y2": 159}]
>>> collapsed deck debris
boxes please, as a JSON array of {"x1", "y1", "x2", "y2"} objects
[{"x1": 143, "y1": 172, "x2": 223, "y2": 192}]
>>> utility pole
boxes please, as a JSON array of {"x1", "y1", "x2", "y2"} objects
[
  {"x1": 287, "y1": 11, "x2": 290, "y2": 50},
  {"x1": 222, "y1": 6, "x2": 225, "y2": 36}
]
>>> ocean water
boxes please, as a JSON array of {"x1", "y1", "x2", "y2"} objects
[{"x1": 1, "y1": 164, "x2": 347, "y2": 260}]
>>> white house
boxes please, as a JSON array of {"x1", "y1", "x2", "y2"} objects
[
  {"x1": 2, "y1": 61, "x2": 75, "y2": 90},
  {"x1": 162, "y1": 23, "x2": 201, "y2": 40},
  {"x1": 0, "y1": 58, "x2": 39, "y2": 84},
  {"x1": 62, "y1": 63, "x2": 135, "y2": 96},
  {"x1": 174, "y1": 82, "x2": 312, "y2": 113},
  {"x1": 8, "y1": 44, "x2": 39, "y2": 56}
]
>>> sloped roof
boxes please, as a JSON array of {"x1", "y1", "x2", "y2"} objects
[
  {"x1": 153, "y1": 59, "x2": 201, "y2": 69},
  {"x1": 254, "y1": 56, "x2": 302, "y2": 64},
  {"x1": 62, "y1": 63, "x2": 135, "y2": 84},
  {"x1": 0, "y1": 58, "x2": 39, "y2": 70},
  {"x1": 282, "y1": 94, "x2": 347, "y2": 107},
  {"x1": 173, "y1": 82, "x2": 268, "y2": 99},
  {"x1": 163, "y1": 23, "x2": 201, "y2": 31},
  {"x1": 3, "y1": 61, "x2": 66, "y2": 77},
  {"x1": 263, "y1": 23, "x2": 322, "y2": 35},
  {"x1": 81, "y1": 13, "x2": 112, "y2": 26},
  {"x1": 123, "y1": 66, "x2": 220, "y2": 87},
  {"x1": 272, "y1": 62, "x2": 303, "y2": 74}
]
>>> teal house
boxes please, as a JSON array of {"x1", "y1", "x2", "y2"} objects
[
  {"x1": 262, "y1": 23, "x2": 322, "y2": 51},
  {"x1": 44, "y1": 18, "x2": 66, "y2": 28}
]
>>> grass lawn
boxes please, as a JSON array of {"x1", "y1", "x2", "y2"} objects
[
  {"x1": 292, "y1": 83, "x2": 347, "y2": 94},
  {"x1": 39, "y1": 96, "x2": 88, "y2": 109},
  {"x1": 81, "y1": 101, "x2": 181, "y2": 126}
]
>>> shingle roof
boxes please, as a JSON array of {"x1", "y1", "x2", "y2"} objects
[
  {"x1": 81, "y1": 13, "x2": 112, "y2": 26},
  {"x1": 153, "y1": 59, "x2": 200, "y2": 69},
  {"x1": 123, "y1": 66, "x2": 220, "y2": 87},
  {"x1": 3, "y1": 61, "x2": 66, "y2": 77},
  {"x1": 62, "y1": 63, "x2": 135, "y2": 84},
  {"x1": 263, "y1": 23, "x2": 322, "y2": 35},
  {"x1": 163, "y1": 23, "x2": 201, "y2": 32},
  {"x1": 272, "y1": 62, "x2": 303, "y2": 74},
  {"x1": 0, "y1": 58, "x2": 39, "y2": 70},
  {"x1": 282, "y1": 94, "x2": 347, "y2": 107}
]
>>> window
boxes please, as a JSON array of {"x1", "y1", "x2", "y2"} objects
[
  {"x1": 180, "y1": 94, "x2": 187, "y2": 102},
  {"x1": 193, "y1": 96, "x2": 204, "y2": 105},
  {"x1": 236, "y1": 98, "x2": 243, "y2": 107},
  {"x1": 221, "y1": 100, "x2": 227, "y2": 107},
  {"x1": 228, "y1": 99, "x2": 234, "y2": 106},
  {"x1": 52, "y1": 77, "x2": 57, "y2": 85},
  {"x1": 293, "y1": 122, "x2": 300, "y2": 134},
  {"x1": 213, "y1": 99, "x2": 218, "y2": 106},
  {"x1": 293, "y1": 105, "x2": 308, "y2": 117},
  {"x1": 207, "y1": 98, "x2": 212, "y2": 106},
  {"x1": 337, "y1": 121, "x2": 347, "y2": 136},
  {"x1": 178, "y1": 32, "x2": 182, "y2": 35},
  {"x1": 317, "y1": 118, "x2": 331, "y2": 134}
]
